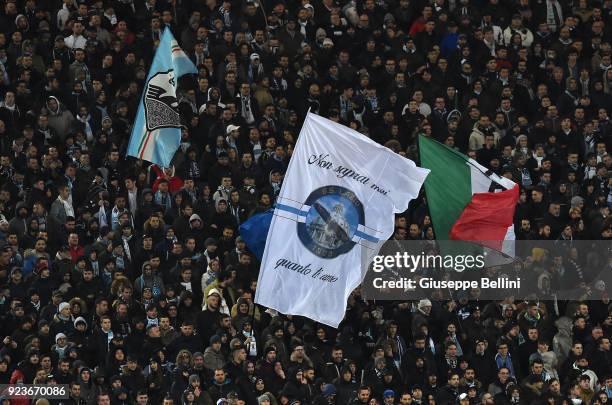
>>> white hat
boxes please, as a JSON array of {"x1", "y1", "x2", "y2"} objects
[
  {"x1": 58, "y1": 302, "x2": 70, "y2": 313},
  {"x1": 55, "y1": 333, "x2": 67, "y2": 343},
  {"x1": 418, "y1": 299, "x2": 432, "y2": 309},
  {"x1": 226, "y1": 124, "x2": 240, "y2": 134},
  {"x1": 322, "y1": 38, "x2": 334, "y2": 47},
  {"x1": 74, "y1": 316, "x2": 87, "y2": 328}
]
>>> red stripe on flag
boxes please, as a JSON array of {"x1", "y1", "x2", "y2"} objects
[
  {"x1": 139, "y1": 131, "x2": 153, "y2": 159},
  {"x1": 450, "y1": 186, "x2": 519, "y2": 249}
]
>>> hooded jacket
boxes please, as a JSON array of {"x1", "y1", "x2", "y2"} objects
[
  {"x1": 8, "y1": 201, "x2": 28, "y2": 238},
  {"x1": 46, "y1": 96, "x2": 75, "y2": 141},
  {"x1": 203, "y1": 345, "x2": 226, "y2": 372}
]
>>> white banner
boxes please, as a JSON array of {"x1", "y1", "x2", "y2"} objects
[{"x1": 255, "y1": 113, "x2": 430, "y2": 327}]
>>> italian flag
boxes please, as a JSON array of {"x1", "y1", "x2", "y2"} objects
[{"x1": 419, "y1": 135, "x2": 519, "y2": 253}]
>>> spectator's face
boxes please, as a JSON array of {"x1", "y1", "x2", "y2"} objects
[
  {"x1": 181, "y1": 324, "x2": 193, "y2": 336},
  {"x1": 532, "y1": 363, "x2": 543, "y2": 374},
  {"x1": 358, "y1": 390, "x2": 370, "y2": 402}
]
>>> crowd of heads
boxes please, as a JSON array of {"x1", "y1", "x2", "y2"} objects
[{"x1": 0, "y1": 0, "x2": 609, "y2": 404}]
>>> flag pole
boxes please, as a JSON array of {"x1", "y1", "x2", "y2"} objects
[{"x1": 256, "y1": 0, "x2": 269, "y2": 33}]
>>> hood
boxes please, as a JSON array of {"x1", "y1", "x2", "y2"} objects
[
  {"x1": 14, "y1": 14, "x2": 28, "y2": 29},
  {"x1": 189, "y1": 213, "x2": 202, "y2": 224},
  {"x1": 46, "y1": 96, "x2": 62, "y2": 115},
  {"x1": 207, "y1": 87, "x2": 221, "y2": 102},
  {"x1": 74, "y1": 316, "x2": 88, "y2": 329},
  {"x1": 15, "y1": 201, "x2": 29, "y2": 216},
  {"x1": 554, "y1": 316, "x2": 573, "y2": 336}
]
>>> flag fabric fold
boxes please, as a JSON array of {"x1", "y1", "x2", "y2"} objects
[
  {"x1": 255, "y1": 113, "x2": 429, "y2": 327},
  {"x1": 239, "y1": 209, "x2": 273, "y2": 261},
  {"x1": 127, "y1": 29, "x2": 197, "y2": 167},
  {"x1": 419, "y1": 135, "x2": 518, "y2": 249}
]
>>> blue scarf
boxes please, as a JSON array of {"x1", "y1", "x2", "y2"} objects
[{"x1": 495, "y1": 353, "x2": 515, "y2": 378}]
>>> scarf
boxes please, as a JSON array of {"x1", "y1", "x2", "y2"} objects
[
  {"x1": 91, "y1": 260, "x2": 99, "y2": 276},
  {"x1": 230, "y1": 203, "x2": 241, "y2": 224},
  {"x1": 104, "y1": 12, "x2": 117, "y2": 25},
  {"x1": 580, "y1": 79, "x2": 589, "y2": 96},
  {"x1": 546, "y1": 0, "x2": 563, "y2": 31},
  {"x1": 251, "y1": 141, "x2": 262, "y2": 162},
  {"x1": 111, "y1": 206, "x2": 129, "y2": 231},
  {"x1": 155, "y1": 191, "x2": 171, "y2": 210},
  {"x1": 59, "y1": 196, "x2": 75, "y2": 218},
  {"x1": 340, "y1": 95, "x2": 353, "y2": 121},
  {"x1": 188, "y1": 160, "x2": 201, "y2": 179},
  {"x1": 271, "y1": 77, "x2": 287, "y2": 92},
  {"x1": 241, "y1": 96, "x2": 255, "y2": 124},
  {"x1": 448, "y1": 334, "x2": 464, "y2": 356},
  {"x1": 122, "y1": 236, "x2": 132, "y2": 262},
  {"x1": 219, "y1": 6, "x2": 232, "y2": 28},
  {"x1": 0, "y1": 101, "x2": 15, "y2": 111},
  {"x1": 495, "y1": 352, "x2": 515, "y2": 377},
  {"x1": 564, "y1": 90, "x2": 578, "y2": 106},
  {"x1": 367, "y1": 96, "x2": 378, "y2": 110},
  {"x1": 78, "y1": 114, "x2": 94, "y2": 141},
  {"x1": 445, "y1": 355, "x2": 458, "y2": 370},
  {"x1": 298, "y1": 20, "x2": 308, "y2": 36}
]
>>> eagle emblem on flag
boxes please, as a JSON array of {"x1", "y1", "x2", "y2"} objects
[{"x1": 143, "y1": 69, "x2": 180, "y2": 131}]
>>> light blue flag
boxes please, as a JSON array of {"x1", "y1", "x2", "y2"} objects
[{"x1": 127, "y1": 28, "x2": 197, "y2": 167}]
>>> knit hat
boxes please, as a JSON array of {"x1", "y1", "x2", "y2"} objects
[
  {"x1": 571, "y1": 196, "x2": 584, "y2": 208},
  {"x1": 418, "y1": 299, "x2": 432, "y2": 309},
  {"x1": 189, "y1": 214, "x2": 202, "y2": 223},
  {"x1": 74, "y1": 316, "x2": 87, "y2": 328},
  {"x1": 383, "y1": 389, "x2": 395, "y2": 398},
  {"x1": 58, "y1": 302, "x2": 70, "y2": 313},
  {"x1": 55, "y1": 333, "x2": 67, "y2": 343},
  {"x1": 322, "y1": 384, "x2": 337, "y2": 397}
]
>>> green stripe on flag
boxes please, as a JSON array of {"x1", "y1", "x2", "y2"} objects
[
  {"x1": 419, "y1": 135, "x2": 472, "y2": 240},
  {"x1": 137, "y1": 130, "x2": 149, "y2": 154}
]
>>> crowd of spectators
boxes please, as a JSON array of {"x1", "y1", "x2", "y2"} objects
[{"x1": 0, "y1": 0, "x2": 609, "y2": 404}]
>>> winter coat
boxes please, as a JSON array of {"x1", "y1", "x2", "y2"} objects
[
  {"x1": 46, "y1": 96, "x2": 75, "y2": 140},
  {"x1": 203, "y1": 346, "x2": 226, "y2": 372}
]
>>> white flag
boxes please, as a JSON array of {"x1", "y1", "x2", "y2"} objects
[{"x1": 254, "y1": 113, "x2": 430, "y2": 327}]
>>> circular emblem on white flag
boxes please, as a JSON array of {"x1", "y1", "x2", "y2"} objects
[{"x1": 298, "y1": 186, "x2": 364, "y2": 259}]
